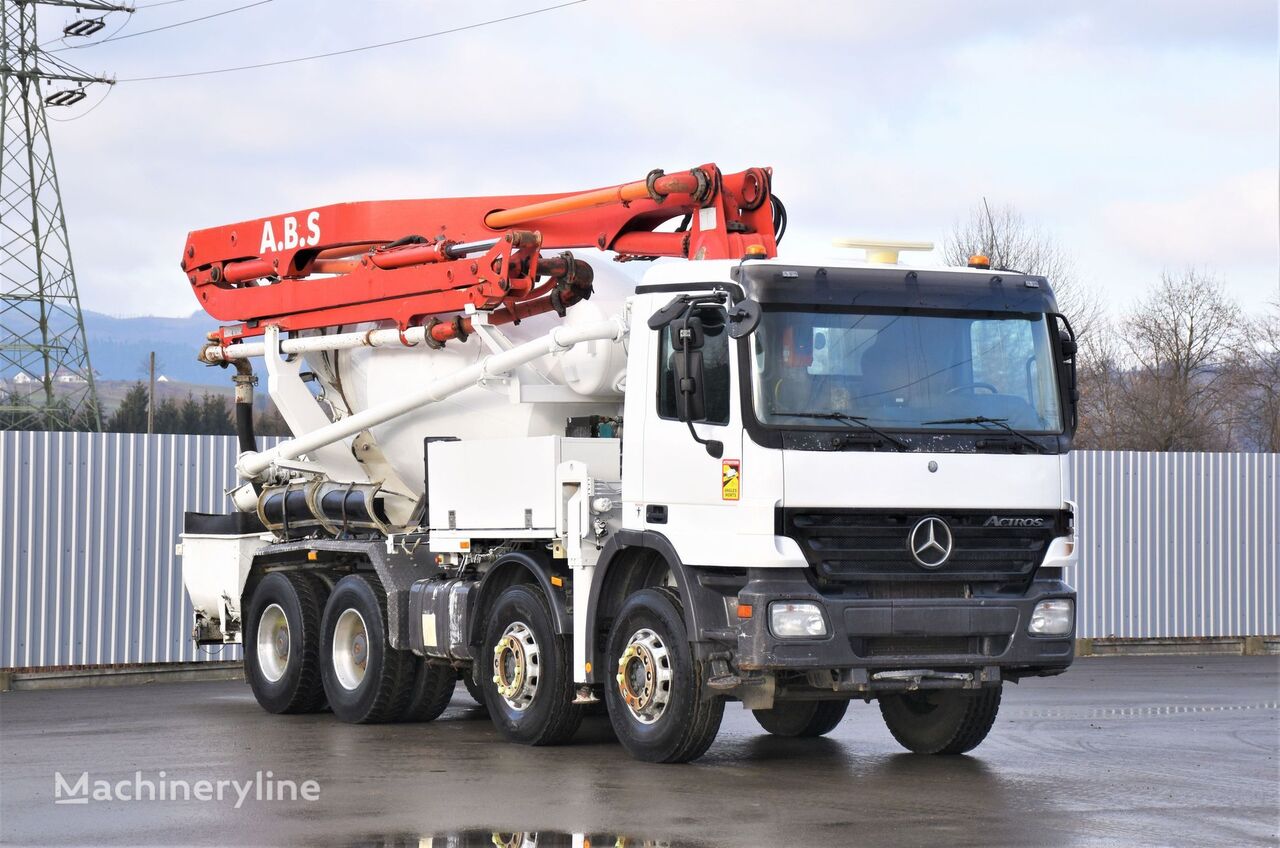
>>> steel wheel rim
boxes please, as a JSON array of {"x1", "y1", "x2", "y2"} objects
[
  {"x1": 616, "y1": 627, "x2": 673, "y2": 725},
  {"x1": 256, "y1": 603, "x2": 290, "y2": 683},
  {"x1": 332, "y1": 608, "x2": 370, "y2": 691},
  {"x1": 492, "y1": 621, "x2": 540, "y2": 712}
]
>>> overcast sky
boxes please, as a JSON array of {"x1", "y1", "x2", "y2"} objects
[{"x1": 37, "y1": 0, "x2": 1279, "y2": 319}]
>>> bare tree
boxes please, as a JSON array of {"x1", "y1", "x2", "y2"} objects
[
  {"x1": 943, "y1": 202, "x2": 1105, "y2": 348},
  {"x1": 1105, "y1": 268, "x2": 1243, "y2": 451},
  {"x1": 1227, "y1": 298, "x2": 1280, "y2": 451},
  {"x1": 1074, "y1": 328, "x2": 1128, "y2": 449}
]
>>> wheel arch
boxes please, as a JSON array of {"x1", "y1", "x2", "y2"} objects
[
  {"x1": 243, "y1": 539, "x2": 425, "y2": 650},
  {"x1": 470, "y1": 549, "x2": 570, "y2": 652},
  {"x1": 584, "y1": 529, "x2": 728, "y2": 684}
]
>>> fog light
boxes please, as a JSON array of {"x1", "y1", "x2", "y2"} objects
[
  {"x1": 769, "y1": 601, "x2": 828, "y2": 638},
  {"x1": 1028, "y1": 599, "x2": 1074, "y2": 636}
]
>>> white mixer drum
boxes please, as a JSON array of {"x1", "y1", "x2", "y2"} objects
[{"x1": 321, "y1": 257, "x2": 633, "y2": 497}]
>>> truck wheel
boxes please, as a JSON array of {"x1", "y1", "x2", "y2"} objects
[
  {"x1": 398, "y1": 658, "x2": 456, "y2": 722},
  {"x1": 244, "y1": 571, "x2": 328, "y2": 714},
  {"x1": 604, "y1": 587, "x2": 724, "y2": 763},
  {"x1": 462, "y1": 666, "x2": 488, "y2": 712},
  {"x1": 878, "y1": 686, "x2": 1002, "y2": 755},
  {"x1": 481, "y1": 584, "x2": 582, "y2": 745},
  {"x1": 320, "y1": 574, "x2": 413, "y2": 724},
  {"x1": 753, "y1": 699, "x2": 849, "y2": 737}
]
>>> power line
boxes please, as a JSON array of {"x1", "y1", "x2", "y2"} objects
[
  {"x1": 47, "y1": 0, "x2": 272, "y2": 52},
  {"x1": 136, "y1": 0, "x2": 204, "y2": 7},
  {"x1": 118, "y1": 0, "x2": 589, "y2": 82}
]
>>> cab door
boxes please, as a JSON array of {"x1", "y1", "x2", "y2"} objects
[{"x1": 636, "y1": 302, "x2": 745, "y2": 564}]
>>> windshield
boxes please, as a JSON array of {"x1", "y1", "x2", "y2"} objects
[{"x1": 751, "y1": 309, "x2": 1064, "y2": 433}]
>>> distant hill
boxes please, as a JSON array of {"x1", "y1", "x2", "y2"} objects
[{"x1": 81, "y1": 310, "x2": 226, "y2": 385}]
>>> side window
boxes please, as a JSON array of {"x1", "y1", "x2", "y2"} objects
[{"x1": 656, "y1": 307, "x2": 731, "y2": 424}]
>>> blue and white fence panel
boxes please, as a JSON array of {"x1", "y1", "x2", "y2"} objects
[{"x1": 1, "y1": 432, "x2": 1277, "y2": 669}]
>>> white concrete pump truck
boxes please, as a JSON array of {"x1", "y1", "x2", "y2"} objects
[{"x1": 178, "y1": 164, "x2": 1078, "y2": 763}]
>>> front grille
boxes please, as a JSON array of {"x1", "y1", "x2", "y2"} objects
[
  {"x1": 863, "y1": 581, "x2": 969, "y2": 599},
  {"x1": 855, "y1": 635, "x2": 1011, "y2": 658},
  {"x1": 781, "y1": 508, "x2": 1064, "y2": 582}
]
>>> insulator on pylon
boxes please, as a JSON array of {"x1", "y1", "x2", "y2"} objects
[
  {"x1": 44, "y1": 88, "x2": 88, "y2": 107},
  {"x1": 63, "y1": 17, "x2": 106, "y2": 38}
]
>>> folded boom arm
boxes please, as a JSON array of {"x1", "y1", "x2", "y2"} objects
[{"x1": 183, "y1": 163, "x2": 779, "y2": 349}]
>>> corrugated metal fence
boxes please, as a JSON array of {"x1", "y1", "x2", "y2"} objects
[
  {"x1": 1, "y1": 432, "x2": 1277, "y2": 669},
  {"x1": 1072, "y1": 451, "x2": 1277, "y2": 640}
]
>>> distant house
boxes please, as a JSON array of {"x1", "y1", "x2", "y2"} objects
[
  {"x1": 54, "y1": 371, "x2": 87, "y2": 384},
  {"x1": 12, "y1": 372, "x2": 34, "y2": 384},
  {"x1": 156, "y1": 375, "x2": 170, "y2": 383}
]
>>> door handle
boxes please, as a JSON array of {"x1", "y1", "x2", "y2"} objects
[{"x1": 645, "y1": 504, "x2": 668, "y2": 524}]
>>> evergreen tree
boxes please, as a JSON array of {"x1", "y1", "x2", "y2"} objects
[{"x1": 106, "y1": 383, "x2": 149, "y2": 433}]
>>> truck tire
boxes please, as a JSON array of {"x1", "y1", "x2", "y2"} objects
[
  {"x1": 603, "y1": 587, "x2": 724, "y2": 763},
  {"x1": 462, "y1": 666, "x2": 488, "y2": 712},
  {"x1": 398, "y1": 658, "x2": 456, "y2": 723},
  {"x1": 481, "y1": 584, "x2": 582, "y2": 745},
  {"x1": 878, "y1": 686, "x2": 1002, "y2": 755},
  {"x1": 320, "y1": 574, "x2": 413, "y2": 724},
  {"x1": 244, "y1": 571, "x2": 328, "y2": 714},
  {"x1": 752, "y1": 699, "x2": 849, "y2": 737}
]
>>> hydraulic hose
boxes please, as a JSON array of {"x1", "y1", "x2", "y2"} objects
[{"x1": 231, "y1": 359, "x2": 257, "y2": 454}]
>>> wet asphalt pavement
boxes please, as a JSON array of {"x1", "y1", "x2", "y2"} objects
[{"x1": 1, "y1": 655, "x2": 1277, "y2": 847}]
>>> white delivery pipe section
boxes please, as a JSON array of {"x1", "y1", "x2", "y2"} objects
[
  {"x1": 203, "y1": 324, "x2": 437, "y2": 363},
  {"x1": 235, "y1": 317, "x2": 628, "y2": 480}
]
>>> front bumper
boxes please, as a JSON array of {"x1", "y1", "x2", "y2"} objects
[{"x1": 733, "y1": 572, "x2": 1075, "y2": 680}]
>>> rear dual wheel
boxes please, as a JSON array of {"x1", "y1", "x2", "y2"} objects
[
  {"x1": 878, "y1": 686, "x2": 1002, "y2": 754},
  {"x1": 320, "y1": 573, "x2": 426, "y2": 724},
  {"x1": 244, "y1": 571, "x2": 329, "y2": 714},
  {"x1": 753, "y1": 699, "x2": 849, "y2": 737}
]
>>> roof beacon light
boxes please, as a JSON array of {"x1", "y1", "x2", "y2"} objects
[
  {"x1": 832, "y1": 238, "x2": 933, "y2": 265},
  {"x1": 968, "y1": 254, "x2": 992, "y2": 269},
  {"x1": 744, "y1": 244, "x2": 768, "y2": 258}
]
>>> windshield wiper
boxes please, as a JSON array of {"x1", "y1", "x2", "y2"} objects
[
  {"x1": 920, "y1": 416, "x2": 1049, "y2": 455},
  {"x1": 773, "y1": 411, "x2": 910, "y2": 452}
]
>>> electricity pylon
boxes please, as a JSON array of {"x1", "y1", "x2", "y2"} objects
[{"x1": 1, "y1": 0, "x2": 131, "y2": 430}]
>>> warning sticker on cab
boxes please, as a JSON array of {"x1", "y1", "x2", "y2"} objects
[{"x1": 721, "y1": 460, "x2": 740, "y2": 501}]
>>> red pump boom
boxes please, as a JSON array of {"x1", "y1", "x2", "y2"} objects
[{"x1": 183, "y1": 164, "x2": 779, "y2": 348}]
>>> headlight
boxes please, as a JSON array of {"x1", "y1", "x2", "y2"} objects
[
  {"x1": 1028, "y1": 599, "x2": 1074, "y2": 636},
  {"x1": 769, "y1": 601, "x2": 828, "y2": 638}
]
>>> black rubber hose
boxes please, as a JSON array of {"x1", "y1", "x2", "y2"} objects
[{"x1": 235, "y1": 400, "x2": 256, "y2": 454}]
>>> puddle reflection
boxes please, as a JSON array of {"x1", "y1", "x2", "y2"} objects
[{"x1": 347, "y1": 834, "x2": 691, "y2": 848}]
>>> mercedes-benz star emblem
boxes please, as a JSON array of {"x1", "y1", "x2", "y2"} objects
[{"x1": 909, "y1": 516, "x2": 953, "y2": 568}]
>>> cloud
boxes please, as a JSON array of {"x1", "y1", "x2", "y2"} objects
[
  {"x1": 28, "y1": 0, "x2": 1278, "y2": 318},
  {"x1": 1100, "y1": 169, "x2": 1280, "y2": 268}
]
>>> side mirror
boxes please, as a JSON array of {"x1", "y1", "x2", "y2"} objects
[
  {"x1": 1053, "y1": 317, "x2": 1080, "y2": 434},
  {"x1": 727, "y1": 298, "x2": 762, "y2": 338},
  {"x1": 671, "y1": 315, "x2": 707, "y2": 422},
  {"x1": 669, "y1": 314, "x2": 724, "y2": 459},
  {"x1": 1058, "y1": 329, "x2": 1077, "y2": 359}
]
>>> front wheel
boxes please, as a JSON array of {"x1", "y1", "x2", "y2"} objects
[
  {"x1": 878, "y1": 686, "x2": 1002, "y2": 755},
  {"x1": 480, "y1": 584, "x2": 581, "y2": 745},
  {"x1": 753, "y1": 699, "x2": 849, "y2": 737},
  {"x1": 604, "y1": 587, "x2": 724, "y2": 763}
]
